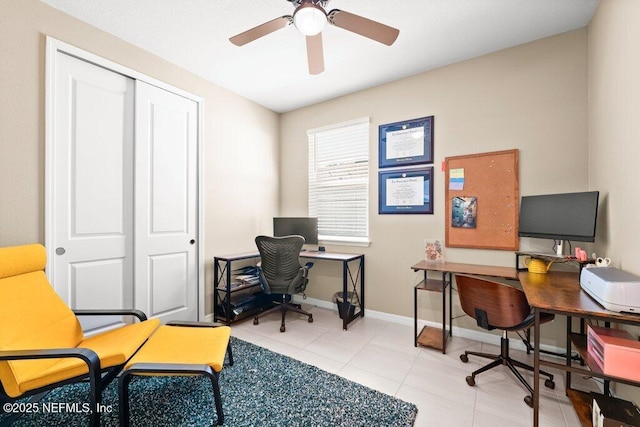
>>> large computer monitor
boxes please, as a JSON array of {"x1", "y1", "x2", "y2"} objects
[
  {"x1": 273, "y1": 217, "x2": 318, "y2": 245},
  {"x1": 518, "y1": 191, "x2": 599, "y2": 255}
]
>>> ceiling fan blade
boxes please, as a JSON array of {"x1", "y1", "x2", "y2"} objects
[
  {"x1": 328, "y1": 9, "x2": 399, "y2": 46},
  {"x1": 229, "y1": 16, "x2": 292, "y2": 46},
  {"x1": 306, "y1": 33, "x2": 324, "y2": 75}
]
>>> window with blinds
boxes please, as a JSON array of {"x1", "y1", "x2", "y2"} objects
[{"x1": 307, "y1": 117, "x2": 370, "y2": 244}]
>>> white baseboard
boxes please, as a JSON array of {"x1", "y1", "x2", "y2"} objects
[{"x1": 293, "y1": 295, "x2": 566, "y2": 356}]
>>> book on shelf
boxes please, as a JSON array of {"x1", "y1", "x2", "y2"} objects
[
  {"x1": 219, "y1": 292, "x2": 268, "y2": 318},
  {"x1": 234, "y1": 274, "x2": 260, "y2": 285},
  {"x1": 218, "y1": 279, "x2": 260, "y2": 292}
]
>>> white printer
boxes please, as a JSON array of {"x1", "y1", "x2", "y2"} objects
[{"x1": 580, "y1": 266, "x2": 640, "y2": 313}]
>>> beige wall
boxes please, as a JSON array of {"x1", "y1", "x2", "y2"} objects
[
  {"x1": 0, "y1": 0, "x2": 281, "y2": 314},
  {"x1": 589, "y1": 0, "x2": 640, "y2": 276},
  {"x1": 281, "y1": 29, "x2": 589, "y2": 345},
  {"x1": 588, "y1": 0, "x2": 640, "y2": 402}
]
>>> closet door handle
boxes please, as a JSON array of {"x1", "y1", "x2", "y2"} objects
[
  {"x1": 190, "y1": 239, "x2": 196, "y2": 245},
  {"x1": 55, "y1": 247, "x2": 66, "y2": 255}
]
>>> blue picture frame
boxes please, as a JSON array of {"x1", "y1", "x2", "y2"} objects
[
  {"x1": 379, "y1": 167, "x2": 434, "y2": 214},
  {"x1": 378, "y1": 116, "x2": 434, "y2": 168}
]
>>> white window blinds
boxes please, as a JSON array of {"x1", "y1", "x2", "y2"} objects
[{"x1": 308, "y1": 117, "x2": 370, "y2": 244}]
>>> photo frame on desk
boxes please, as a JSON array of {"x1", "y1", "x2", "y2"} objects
[
  {"x1": 378, "y1": 116, "x2": 434, "y2": 168},
  {"x1": 379, "y1": 167, "x2": 433, "y2": 214}
]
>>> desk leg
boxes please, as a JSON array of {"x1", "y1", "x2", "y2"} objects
[
  {"x1": 533, "y1": 309, "x2": 540, "y2": 427},
  {"x1": 360, "y1": 256, "x2": 365, "y2": 318},
  {"x1": 213, "y1": 259, "x2": 232, "y2": 325},
  {"x1": 213, "y1": 259, "x2": 220, "y2": 321},
  {"x1": 225, "y1": 260, "x2": 232, "y2": 325},
  {"x1": 340, "y1": 256, "x2": 365, "y2": 331},
  {"x1": 414, "y1": 282, "x2": 419, "y2": 347},
  {"x1": 441, "y1": 272, "x2": 445, "y2": 354},
  {"x1": 448, "y1": 272, "x2": 453, "y2": 338},
  {"x1": 342, "y1": 261, "x2": 348, "y2": 331},
  {"x1": 566, "y1": 316, "x2": 572, "y2": 392}
]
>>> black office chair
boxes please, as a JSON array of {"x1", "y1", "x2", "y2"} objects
[
  {"x1": 253, "y1": 235, "x2": 314, "y2": 332},
  {"x1": 455, "y1": 274, "x2": 556, "y2": 407}
]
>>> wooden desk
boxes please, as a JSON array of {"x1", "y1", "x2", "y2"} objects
[
  {"x1": 411, "y1": 260, "x2": 518, "y2": 353},
  {"x1": 214, "y1": 250, "x2": 364, "y2": 330},
  {"x1": 519, "y1": 271, "x2": 640, "y2": 426}
]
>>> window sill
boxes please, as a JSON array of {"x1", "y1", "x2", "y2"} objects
[{"x1": 319, "y1": 236, "x2": 370, "y2": 248}]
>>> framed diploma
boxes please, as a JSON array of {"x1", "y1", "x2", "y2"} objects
[
  {"x1": 378, "y1": 116, "x2": 434, "y2": 168},
  {"x1": 378, "y1": 167, "x2": 434, "y2": 214}
]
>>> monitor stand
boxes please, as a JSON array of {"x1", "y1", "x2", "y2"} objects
[{"x1": 556, "y1": 240, "x2": 564, "y2": 257}]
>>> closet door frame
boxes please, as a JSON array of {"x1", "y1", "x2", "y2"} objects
[{"x1": 44, "y1": 36, "x2": 205, "y2": 321}]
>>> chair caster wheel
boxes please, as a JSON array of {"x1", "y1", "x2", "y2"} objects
[
  {"x1": 460, "y1": 354, "x2": 469, "y2": 363},
  {"x1": 308, "y1": 316, "x2": 313, "y2": 323},
  {"x1": 253, "y1": 318, "x2": 259, "y2": 325},
  {"x1": 545, "y1": 379, "x2": 555, "y2": 389},
  {"x1": 280, "y1": 325, "x2": 285, "y2": 333},
  {"x1": 465, "y1": 376, "x2": 475, "y2": 387},
  {"x1": 524, "y1": 395, "x2": 534, "y2": 408}
]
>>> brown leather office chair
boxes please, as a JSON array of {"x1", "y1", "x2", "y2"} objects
[{"x1": 455, "y1": 274, "x2": 556, "y2": 407}]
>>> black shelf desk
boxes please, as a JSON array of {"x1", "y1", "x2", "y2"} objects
[
  {"x1": 214, "y1": 250, "x2": 365, "y2": 330},
  {"x1": 213, "y1": 252, "x2": 264, "y2": 325}
]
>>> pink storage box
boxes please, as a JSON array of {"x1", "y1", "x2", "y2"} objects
[{"x1": 587, "y1": 325, "x2": 640, "y2": 381}]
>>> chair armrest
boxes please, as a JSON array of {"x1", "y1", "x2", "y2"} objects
[
  {"x1": 301, "y1": 262, "x2": 314, "y2": 282},
  {"x1": 0, "y1": 348, "x2": 102, "y2": 414},
  {"x1": 0, "y1": 347, "x2": 100, "y2": 369},
  {"x1": 73, "y1": 309, "x2": 148, "y2": 322},
  {"x1": 166, "y1": 320, "x2": 227, "y2": 328}
]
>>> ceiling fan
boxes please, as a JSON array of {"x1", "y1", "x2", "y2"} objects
[{"x1": 229, "y1": 0, "x2": 400, "y2": 75}]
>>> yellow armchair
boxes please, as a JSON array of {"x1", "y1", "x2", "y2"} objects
[{"x1": 0, "y1": 244, "x2": 160, "y2": 426}]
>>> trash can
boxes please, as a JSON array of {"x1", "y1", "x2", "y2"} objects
[{"x1": 333, "y1": 291, "x2": 357, "y2": 320}]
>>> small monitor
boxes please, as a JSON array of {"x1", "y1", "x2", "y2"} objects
[
  {"x1": 518, "y1": 191, "x2": 599, "y2": 242},
  {"x1": 273, "y1": 217, "x2": 318, "y2": 245}
]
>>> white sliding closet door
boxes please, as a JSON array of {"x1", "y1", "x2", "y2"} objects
[
  {"x1": 47, "y1": 46, "x2": 200, "y2": 329},
  {"x1": 50, "y1": 52, "x2": 135, "y2": 332},
  {"x1": 134, "y1": 81, "x2": 198, "y2": 323}
]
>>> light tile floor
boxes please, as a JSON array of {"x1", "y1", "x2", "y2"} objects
[{"x1": 231, "y1": 305, "x2": 601, "y2": 427}]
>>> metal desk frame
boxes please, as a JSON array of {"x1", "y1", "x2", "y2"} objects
[
  {"x1": 411, "y1": 260, "x2": 518, "y2": 353},
  {"x1": 214, "y1": 251, "x2": 365, "y2": 330},
  {"x1": 520, "y1": 270, "x2": 640, "y2": 426}
]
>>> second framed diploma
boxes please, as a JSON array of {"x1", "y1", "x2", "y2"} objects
[{"x1": 378, "y1": 167, "x2": 434, "y2": 214}]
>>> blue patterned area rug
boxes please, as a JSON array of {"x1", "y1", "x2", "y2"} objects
[{"x1": 4, "y1": 337, "x2": 417, "y2": 426}]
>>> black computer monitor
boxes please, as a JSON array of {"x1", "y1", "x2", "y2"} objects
[
  {"x1": 518, "y1": 191, "x2": 599, "y2": 242},
  {"x1": 273, "y1": 217, "x2": 318, "y2": 245}
]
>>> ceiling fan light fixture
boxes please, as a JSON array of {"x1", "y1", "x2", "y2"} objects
[{"x1": 293, "y1": 2, "x2": 327, "y2": 36}]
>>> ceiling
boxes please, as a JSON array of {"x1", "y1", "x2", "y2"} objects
[{"x1": 41, "y1": 0, "x2": 599, "y2": 113}]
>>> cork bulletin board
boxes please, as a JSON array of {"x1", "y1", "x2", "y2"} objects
[{"x1": 444, "y1": 149, "x2": 519, "y2": 250}]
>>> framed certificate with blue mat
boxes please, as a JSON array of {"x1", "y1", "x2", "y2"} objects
[
  {"x1": 379, "y1": 167, "x2": 433, "y2": 214},
  {"x1": 378, "y1": 116, "x2": 434, "y2": 168}
]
